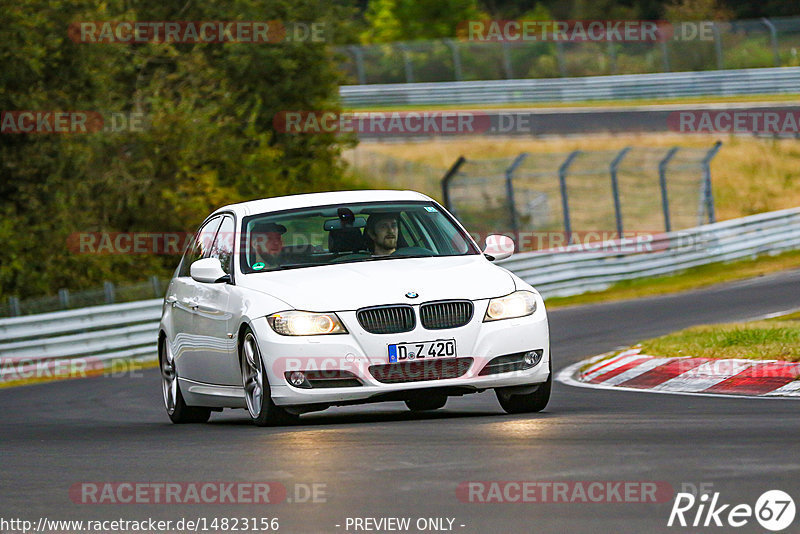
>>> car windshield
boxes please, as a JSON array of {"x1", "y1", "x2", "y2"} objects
[{"x1": 240, "y1": 200, "x2": 479, "y2": 273}]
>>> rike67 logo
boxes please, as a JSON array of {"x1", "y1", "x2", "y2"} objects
[{"x1": 668, "y1": 489, "x2": 796, "y2": 531}]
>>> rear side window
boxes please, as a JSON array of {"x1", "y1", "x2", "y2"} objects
[{"x1": 178, "y1": 216, "x2": 222, "y2": 277}]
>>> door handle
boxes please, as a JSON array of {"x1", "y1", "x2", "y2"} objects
[
  {"x1": 183, "y1": 297, "x2": 200, "y2": 310},
  {"x1": 166, "y1": 295, "x2": 177, "y2": 305}
]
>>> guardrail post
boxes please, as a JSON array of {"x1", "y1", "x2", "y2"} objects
[
  {"x1": 609, "y1": 147, "x2": 631, "y2": 237},
  {"x1": 398, "y1": 44, "x2": 414, "y2": 83},
  {"x1": 712, "y1": 22, "x2": 724, "y2": 69},
  {"x1": 761, "y1": 18, "x2": 781, "y2": 67},
  {"x1": 347, "y1": 45, "x2": 367, "y2": 85},
  {"x1": 505, "y1": 153, "x2": 529, "y2": 251},
  {"x1": 441, "y1": 156, "x2": 467, "y2": 212},
  {"x1": 444, "y1": 39, "x2": 463, "y2": 81},
  {"x1": 658, "y1": 147, "x2": 680, "y2": 232},
  {"x1": 104, "y1": 282, "x2": 116, "y2": 304},
  {"x1": 558, "y1": 151, "x2": 581, "y2": 243},
  {"x1": 151, "y1": 276, "x2": 162, "y2": 297},
  {"x1": 58, "y1": 289, "x2": 70, "y2": 309},
  {"x1": 701, "y1": 141, "x2": 723, "y2": 224},
  {"x1": 8, "y1": 296, "x2": 21, "y2": 317}
]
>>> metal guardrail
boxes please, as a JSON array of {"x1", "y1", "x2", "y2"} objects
[
  {"x1": 339, "y1": 67, "x2": 800, "y2": 107},
  {"x1": 1, "y1": 207, "x2": 798, "y2": 383},
  {"x1": 499, "y1": 207, "x2": 800, "y2": 296},
  {"x1": 0, "y1": 299, "x2": 161, "y2": 384},
  {"x1": 337, "y1": 17, "x2": 800, "y2": 86}
]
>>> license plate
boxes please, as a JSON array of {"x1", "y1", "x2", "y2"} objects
[{"x1": 388, "y1": 339, "x2": 456, "y2": 363}]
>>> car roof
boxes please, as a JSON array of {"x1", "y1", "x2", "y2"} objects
[{"x1": 213, "y1": 190, "x2": 434, "y2": 218}]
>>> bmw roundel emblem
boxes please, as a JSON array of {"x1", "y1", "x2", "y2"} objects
[{"x1": 405, "y1": 291, "x2": 419, "y2": 299}]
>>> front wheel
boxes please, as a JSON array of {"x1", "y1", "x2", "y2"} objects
[
  {"x1": 495, "y1": 359, "x2": 551, "y2": 414},
  {"x1": 160, "y1": 337, "x2": 211, "y2": 424},
  {"x1": 241, "y1": 328, "x2": 298, "y2": 427}
]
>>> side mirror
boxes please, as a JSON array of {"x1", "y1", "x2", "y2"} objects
[
  {"x1": 483, "y1": 234, "x2": 515, "y2": 261},
  {"x1": 190, "y1": 257, "x2": 229, "y2": 283}
]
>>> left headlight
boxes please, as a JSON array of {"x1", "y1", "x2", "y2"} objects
[
  {"x1": 483, "y1": 290, "x2": 537, "y2": 322},
  {"x1": 267, "y1": 311, "x2": 348, "y2": 336}
]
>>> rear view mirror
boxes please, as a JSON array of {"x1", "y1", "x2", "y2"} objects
[
  {"x1": 483, "y1": 235, "x2": 515, "y2": 261},
  {"x1": 190, "y1": 258, "x2": 229, "y2": 283},
  {"x1": 323, "y1": 217, "x2": 367, "y2": 231}
]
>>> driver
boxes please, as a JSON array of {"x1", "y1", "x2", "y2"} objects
[
  {"x1": 365, "y1": 212, "x2": 398, "y2": 256},
  {"x1": 250, "y1": 221, "x2": 287, "y2": 267}
]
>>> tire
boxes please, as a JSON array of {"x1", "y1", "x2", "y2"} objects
[
  {"x1": 160, "y1": 336, "x2": 211, "y2": 424},
  {"x1": 495, "y1": 359, "x2": 551, "y2": 414},
  {"x1": 405, "y1": 395, "x2": 447, "y2": 412},
  {"x1": 240, "y1": 327, "x2": 298, "y2": 427}
]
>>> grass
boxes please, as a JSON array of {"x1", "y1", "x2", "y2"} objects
[
  {"x1": 353, "y1": 133, "x2": 800, "y2": 222},
  {"x1": 348, "y1": 93, "x2": 800, "y2": 112},
  {"x1": 638, "y1": 313, "x2": 800, "y2": 362},
  {"x1": 545, "y1": 249, "x2": 800, "y2": 309}
]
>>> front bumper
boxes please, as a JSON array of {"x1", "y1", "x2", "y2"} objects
[{"x1": 250, "y1": 298, "x2": 550, "y2": 406}]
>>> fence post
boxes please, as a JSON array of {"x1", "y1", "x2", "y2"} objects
[
  {"x1": 505, "y1": 153, "x2": 528, "y2": 251},
  {"x1": 712, "y1": 22, "x2": 724, "y2": 69},
  {"x1": 444, "y1": 39, "x2": 463, "y2": 81},
  {"x1": 607, "y1": 40, "x2": 617, "y2": 74},
  {"x1": 398, "y1": 44, "x2": 414, "y2": 83},
  {"x1": 441, "y1": 156, "x2": 467, "y2": 213},
  {"x1": 558, "y1": 151, "x2": 581, "y2": 244},
  {"x1": 658, "y1": 26, "x2": 670, "y2": 72},
  {"x1": 658, "y1": 147, "x2": 680, "y2": 232},
  {"x1": 8, "y1": 296, "x2": 21, "y2": 317},
  {"x1": 609, "y1": 147, "x2": 631, "y2": 237},
  {"x1": 555, "y1": 41, "x2": 567, "y2": 77},
  {"x1": 347, "y1": 45, "x2": 367, "y2": 85},
  {"x1": 104, "y1": 281, "x2": 116, "y2": 304},
  {"x1": 151, "y1": 275, "x2": 162, "y2": 297},
  {"x1": 58, "y1": 289, "x2": 70, "y2": 309},
  {"x1": 701, "y1": 141, "x2": 723, "y2": 224},
  {"x1": 761, "y1": 18, "x2": 781, "y2": 67},
  {"x1": 501, "y1": 42, "x2": 514, "y2": 78}
]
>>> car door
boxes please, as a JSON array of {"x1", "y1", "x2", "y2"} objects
[
  {"x1": 190, "y1": 214, "x2": 240, "y2": 386},
  {"x1": 167, "y1": 216, "x2": 222, "y2": 383}
]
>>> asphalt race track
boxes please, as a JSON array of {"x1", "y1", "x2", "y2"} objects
[{"x1": 2, "y1": 269, "x2": 800, "y2": 533}]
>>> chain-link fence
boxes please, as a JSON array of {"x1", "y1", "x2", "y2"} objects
[
  {"x1": 441, "y1": 143, "x2": 722, "y2": 250},
  {"x1": 336, "y1": 18, "x2": 800, "y2": 85},
  {"x1": 0, "y1": 277, "x2": 169, "y2": 318}
]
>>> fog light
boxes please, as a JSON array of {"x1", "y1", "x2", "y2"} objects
[
  {"x1": 523, "y1": 350, "x2": 542, "y2": 368},
  {"x1": 289, "y1": 371, "x2": 307, "y2": 387}
]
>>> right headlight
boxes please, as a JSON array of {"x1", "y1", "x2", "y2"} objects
[
  {"x1": 267, "y1": 311, "x2": 348, "y2": 336},
  {"x1": 483, "y1": 290, "x2": 537, "y2": 322}
]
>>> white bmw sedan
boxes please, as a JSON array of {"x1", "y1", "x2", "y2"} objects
[{"x1": 159, "y1": 190, "x2": 550, "y2": 425}]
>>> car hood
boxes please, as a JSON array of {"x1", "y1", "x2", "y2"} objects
[{"x1": 238, "y1": 255, "x2": 515, "y2": 311}]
